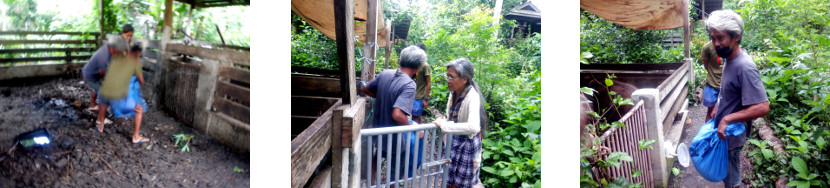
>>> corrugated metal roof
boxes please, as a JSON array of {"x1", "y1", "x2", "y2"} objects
[{"x1": 505, "y1": 1, "x2": 541, "y2": 22}]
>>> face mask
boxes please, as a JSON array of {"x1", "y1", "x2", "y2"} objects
[{"x1": 716, "y1": 45, "x2": 733, "y2": 58}]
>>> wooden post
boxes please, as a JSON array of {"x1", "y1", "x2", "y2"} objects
[
  {"x1": 362, "y1": 0, "x2": 378, "y2": 81},
  {"x1": 99, "y1": 0, "x2": 105, "y2": 43},
  {"x1": 332, "y1": 105, "x2": 348, "y2": 188},
  {"x1": 160, "y1": 0, "x2": 173, "y2": 104},
  {"x1": 683, "y1": 0, "x2": 694, "y2": 84},
  {"x1": 385, "y1": 20, "x2": 392, "y2": 70},
  {"x1": 335, "y1": 0, "x2": 356, "y2": 105},
  {"x1": 215, "y1": 25, "x2": 226, "y2": 45},
  {"x1": 186, "y1": 4, "x2": 194, "y2": 37},
  {"x1": 65, "y1": 51, "x2": 71, "y2": 64},
  {"x1": 342, "y1": 98, "x2": 366, "y2": 188},
  {"x1": 161, "y1": 0, "x2": 173, "y2": 53}
]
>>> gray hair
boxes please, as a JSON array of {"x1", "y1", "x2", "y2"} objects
[
  {"x1": 706, "y1": 10, "x2": 744, "y2": 44},
  {"x1": 107, "y1": 35, "x2": 130, "y2": 53},
  {"x1": 446, "y1": 58, "x2": 488, "y2": 135},
  {"x1": 398, "y1": 46, "x2": 426, "y2": 69}
]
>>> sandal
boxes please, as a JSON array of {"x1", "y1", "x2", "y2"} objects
[
  {"x1": 96, "y1": 118, "x2": 112, "y2": 125},
  {"x1": 132, "y1": 137, "x2": 151, "y2": 144}
]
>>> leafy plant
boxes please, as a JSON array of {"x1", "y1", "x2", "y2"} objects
[
  {"x1": 579, "y1": 86, "x2": 648, "y2": 188},
  {"x1": 174, "y1": 131, "x2": 194, "y2": 152},
  {"x1": 233, "y1": 166, "x2": 246, "y2": 173}
]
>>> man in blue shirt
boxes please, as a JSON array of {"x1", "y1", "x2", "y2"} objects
[
  {"x1": 361, "y1": 45, "x2": 425, "y2": 184},
  {"x1": 707, "y1": 10, "x2": 770, "y2": 188},
  {"x1": 82, "y1": 24, "x2": 133, "y2": 124}
]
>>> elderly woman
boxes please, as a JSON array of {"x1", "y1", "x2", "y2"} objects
[{"x1": 433, "y1": 58, "x2": 487, "y2": 188}]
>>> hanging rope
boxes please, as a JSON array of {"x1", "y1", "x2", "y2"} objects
[{"x1": 354, "y1": 36, "x2": 378, "y2": 63}]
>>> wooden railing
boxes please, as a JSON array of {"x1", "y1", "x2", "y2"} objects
[
  {"x1": 0, "y1": 31, "x2": 100, "y2": 64},
  {"x1": 596, "y1": 101, "x2": 654, "y2": 188}
]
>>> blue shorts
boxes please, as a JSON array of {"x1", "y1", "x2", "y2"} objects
[
  {"x1": 86, "y1": 80, "x2": 102, "y2": 92},
  {"x1": 703, "y1": 84, "x2": 720, "y2": 107},
  {"x1": 412, "y1": 99, "x2": 424, "y2": 116}
]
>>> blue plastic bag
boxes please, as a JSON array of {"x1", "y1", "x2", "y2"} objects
[
  {"x1": 109, "y1": 76, "x2": 147, "y2": 118},
  {"x1": 689, "y1": 119, "x2": 745, "y2": 182},
  {"x1": 405, "y1": 120, "x2": 424, "y2": 178}
]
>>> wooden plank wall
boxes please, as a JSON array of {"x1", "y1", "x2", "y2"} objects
[
  {"x1": 0, "y1": 31, "x2": 99, "y2": 65},
  {"x1": 162, "y1": 42, "x2": 250, "y2": 155},
  {"x1": 214, "y1": 65, "x2": 250, "y2": 124}
]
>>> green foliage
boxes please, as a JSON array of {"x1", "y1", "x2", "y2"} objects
[
  {"x1": 290, "y1": 12, "x2": 338, "y2": 70},
  {"x1": 174, "y1": 131, "x2": 194, "y2": 152},
  {"x1": 233, "y1": 166, "x2": 245, "y2": 173},
  {"x1": 580, "y1": 10, "x2": 684, "y2": 64}
]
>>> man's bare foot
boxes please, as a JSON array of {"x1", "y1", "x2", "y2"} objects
[
  {"x1": 132, "y1": 136, "x2": 150, "y2": 144},
  {"x1": 96, "y1": 121, "x2": 104, "y2": 133}
]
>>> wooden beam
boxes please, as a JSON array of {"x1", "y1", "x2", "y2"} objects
[
  {"x1": 0, "y1": 40, "x2": 97, "y2": 45},
  {"x1": 0, "y1": 62, "x2": 86, "y2": 81},
  {"x1": 99, "y1": 0, "x2": 104, "y2": 40},
  {"x1": 0, "y1": 48, "x2": 97, "y2": 53},
  {"x1": 362, "y1": 0, "x2": 379, "y2": 81},
  {"x1": 211, "y1": 97, "x2": 249, "y2": 123},
  {"x1": 291, "y1": 99, "x2": 341, "y2": 188},
  {"x1": 385, "y1": 19, "x2": 392, "y2": 70},
  {"x1": 341, "y1": 98, "x2": 366, "y2": 147},
  {"x1": 291, "y1": 66, "x2": 362, "y2": 78},
  {"x1": 215, "y1": 80, "x2": 249, "y2": 105},
  {"x1": 331, "y1": 104, "x2": 349, "y2": 188},
  {"x1": 580, "y1": 62, "x2": 684, "y2": 71},
  {"x1": 334, "y1": 0, "x2": 356, "y2": 105},
  {"x1": 291, "y1": 74, "x2": 341, "y2": 98},
  {"x1": 214, "y1": 112, "x2": 250, "y2": 132},
  {"x1": 167, "y1": 44, "x2": 250, "y2": 65},
  {"x1": 0, "y1": 55, "x2": 93, "y2": 63},
  {"x1": 217, "y1": 66, "x2": 250, "y2": 84}
]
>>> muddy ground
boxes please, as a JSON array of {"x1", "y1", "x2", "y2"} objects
[
  {"x1": 667, "y1": 104, "x2": 754, "y2": 188},
  {"x1": 0, "y1": 76, "x2": 249, "y2": 187}
]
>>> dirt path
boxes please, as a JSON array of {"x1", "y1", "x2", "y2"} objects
[
  {"x1": 667, "y1": 105, "x2": 753, "y2": 188},
  {"x1": 0, "y1": 76, "x2": 249, "y2": 187}
]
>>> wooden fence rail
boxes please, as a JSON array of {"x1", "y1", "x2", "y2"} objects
[{"x1": 0, "y1": 31, "x2": 100, "y2": 65}]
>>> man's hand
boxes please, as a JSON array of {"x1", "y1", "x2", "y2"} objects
[
  {"x1": 422, "y1": 100, "x2": 428, "y2": 108},
  {"x1": 717, "y1": 118, "x2": 728, "y2": 139}
]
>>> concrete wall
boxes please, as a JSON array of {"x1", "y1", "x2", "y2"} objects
[{"x1": 0, "y1": 63, "x2": 85, "y2": 81}]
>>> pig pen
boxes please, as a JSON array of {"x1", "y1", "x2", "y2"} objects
[
  {"x1": 581, "y1": 62, "x2": 691, "y2": 188},
  {"x1": 0, "y1": 40, "x2": 250, "y2": 187}
]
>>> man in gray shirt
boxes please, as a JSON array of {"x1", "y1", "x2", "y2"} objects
[
  {"x1": 82, "y1": 24, "x2": 134, "y2": 113},
  {"x1": 707, "y1": 10, "x2": 770, "y2": 188},
  {"x1": 361, "y1": 45, "x2": 425, "y2": 184}
]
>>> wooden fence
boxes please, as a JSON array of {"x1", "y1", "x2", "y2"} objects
[
  {"x1": 0, "y1": 31, "x2": 100, "y2": 80},
  {"x1": 163, "y1": 42, "x2": 250, "y2": 154},
  {"x1": 0, "y1": 31, "x2": 99, "y2": 64}
]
